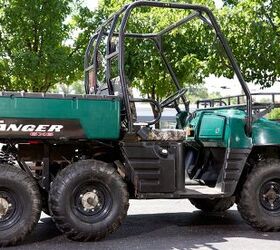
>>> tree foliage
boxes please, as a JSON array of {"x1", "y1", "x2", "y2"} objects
[
  {"x1": 215, "y1": 0, "x2": 280, "y2": 88},
  {"x1": 268, "y1": 108, "x2": 280, "y2": 120},
  {"x1": 0, "y1": 0, "x2": 279, "y2": 99},
  {"x1": 90, "y1": 0, "x2": 217, "y2": 101},
  {"x1": 88, "y1": 0, "x2": 280, "y2": 101},
  {"x1": 0, "y1": 0, "x2": 83, "y2": 91}
]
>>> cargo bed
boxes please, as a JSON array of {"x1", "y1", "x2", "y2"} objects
[{"x1": 0, "y1": 92, "x2": 121, "y2": 141}]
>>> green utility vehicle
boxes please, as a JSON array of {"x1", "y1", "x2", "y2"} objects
[{"x1": 1, "y1": 1, "x2": 280, "y2": 246}]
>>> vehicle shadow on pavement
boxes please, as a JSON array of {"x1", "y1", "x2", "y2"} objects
[
  {"x1": 108, "y1": 210, "x2": 280, "y2": 249},
  {"x1": 4, "y1": 210, "x2": 280, "y2": 250},
  {"x1": 24, "y1": 217, "x2": 61, "y2": 243}
]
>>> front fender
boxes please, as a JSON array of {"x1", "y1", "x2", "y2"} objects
[{"x1": 253, "y1": 118, "x2": 280, "y2": 146}]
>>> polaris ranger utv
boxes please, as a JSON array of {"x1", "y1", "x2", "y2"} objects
[{"x1": 1, "y1": 1, "x2": 280, "y2": 247}]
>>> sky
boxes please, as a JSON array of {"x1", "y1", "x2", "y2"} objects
[{"x1": 84, "y1": 0, "x2": 98, "y2": 10}]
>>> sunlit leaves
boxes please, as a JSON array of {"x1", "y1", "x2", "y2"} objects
[
  {"x1": 0, "y1": 0, "x2": 82, "y2": 91},
  {"x1": 1, "y1": 0, "x2": 279, "y2": 96},
  {"x1": 217, "y1": 0, "x2": 280, "y2": 87}
]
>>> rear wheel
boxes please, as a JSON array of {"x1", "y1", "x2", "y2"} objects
[
  {"x1": 189, "y1": 197, "x2": 235, "y2": 212},
  {"x1": 49, "y1": 160, "x2": 129, "y2": 241},
  {"x1": 237, "y1": 159, "x2": 280, "y2": 231},
  {"x1": 0, "y1": 164, "x2": 41, "y2": 247}
]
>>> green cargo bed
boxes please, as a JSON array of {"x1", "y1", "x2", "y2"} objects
[{"x1": 0, "y1": 92, "x2": 121, "y2": 140}]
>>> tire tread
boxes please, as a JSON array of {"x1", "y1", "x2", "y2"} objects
[
  {"x1": 0, "y1": 164, "x2": 41, "y2": 247},
  {"x1": 237, "y1": 158, "x2": 280, "y2": 232},
  {"x1": 189, "y1": 197, "x2": 235, "y2": 212},
  {"x1": 49, "y1": 160, "x2": 129, "y2": 241}
]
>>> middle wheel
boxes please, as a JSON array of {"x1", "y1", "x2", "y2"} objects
[
  {"x1": 49, "y1": 160, "x2": 129, "y2": 241},
  {"x1": 189, "y1": 197, "x2": 235, "y2": 212}
]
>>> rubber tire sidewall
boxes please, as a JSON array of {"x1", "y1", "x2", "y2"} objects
[
  {"x1": 237, "y1": 160, "x2": 280, "y2": 231},
  {"x1": 0, "y1": 165, "x2": 41, "y2": 246},
  {"x1": 49, "y1": 160, "x2": 129, "y2": 240}
]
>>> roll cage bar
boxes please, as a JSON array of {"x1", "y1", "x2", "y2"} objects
[{"x1": 84, "y1": 1, "x2": 252, "y2": 134}]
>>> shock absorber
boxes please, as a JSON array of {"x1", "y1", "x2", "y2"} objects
[{"x1": 0, "y1": 144, "x2": 16, "y2": 165}]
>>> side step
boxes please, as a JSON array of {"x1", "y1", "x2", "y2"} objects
[
  {"x1": 136, "y1": 184, "x2": 225, "y2": 199},
  {"x1": 136, "y1": 185, "x2": 225, "y2": 199},
  {"x1": 184, "y1": 185, "x2": 224, "y2": 198}
]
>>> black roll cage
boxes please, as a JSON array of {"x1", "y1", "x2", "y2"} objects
[{"x1": 84, "y1": 1, "x2": 252, "y2": 134}]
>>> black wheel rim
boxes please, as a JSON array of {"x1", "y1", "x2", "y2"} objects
[
  {"x1": 259, "y1": 179, "x2": 280, "y2": 214},
  {"x1": 71, "y1": 180, "x2": 113, "y2": 223},
  {"x1": 0, "y1": 188, "x2": 23, "y2": 231}
]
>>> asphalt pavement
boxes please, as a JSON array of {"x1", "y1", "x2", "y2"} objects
[{"x1": 4, "y1": 199, "x2": 280, "y2": 250}]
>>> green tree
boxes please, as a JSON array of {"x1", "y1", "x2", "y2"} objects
[
  {"x1": 50, "y1": 80, "x2": 84, "y2": 94},
  {"x1": 86, "y1": 0, "x2": 217, "y2": 103},
  {"x1": 268, "y1": 108, "x2": 280, "y2": 120},
  {"x1": 0, "y1": 0, "x2": 83, "y2": 92},
  {"x1": 213, "y1": 0, "x2": 280, "y2": 87},
  {"x1": 92, "y1": 0, "x2": 280, "y2": 97},
  {"x1": 187, "y1": 85, "x2": 221, "y2": 103},
  {"x1": 1, "y1": 0, "x2": 279, "y2": 98}
]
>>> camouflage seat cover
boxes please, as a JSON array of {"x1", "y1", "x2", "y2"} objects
[{"x1": 137, "y1": 127, "x2": 186, "y2": 141}]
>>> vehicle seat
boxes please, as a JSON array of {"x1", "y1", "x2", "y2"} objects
[
  {"x1": 111, "y1": 77, "x2": 185, "y2": 141},
  {"x1": 137, "y1": 127, "x2": 186, "y2": 141}
]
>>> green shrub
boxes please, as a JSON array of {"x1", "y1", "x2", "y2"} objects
[{"x1": 268, "y1": 108, "x2": 280, "y2": 120}]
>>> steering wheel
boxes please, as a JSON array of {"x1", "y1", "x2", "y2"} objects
[{"x1": 160, "y1": 88, "x2": 188, "y2": 109}]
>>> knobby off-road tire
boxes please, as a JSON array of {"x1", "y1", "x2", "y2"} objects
[
  {"x1": 237, "y1": 159, "x2": 280, "y2": 231},
  {"x1": 49, "y1": 160, "x2": 129, "y2": 241},
  {"x1": 189, "y1": 197, "x2": 235, "y2": 212},
  {"x1": 0, "y1": 164, "x2": 41, "y2": 247}
]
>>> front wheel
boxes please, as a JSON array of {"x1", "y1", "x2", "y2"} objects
[
  {"x1": 49, "y1": 160, "x2": 129, "y2": 241},
  {"x1": 237, "y1": 159, "x2": 280, "y2": 231}
]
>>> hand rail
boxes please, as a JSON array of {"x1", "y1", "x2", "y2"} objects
[{"x1": 197, "y1": 93, "x2": 280, "y2": 109}]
